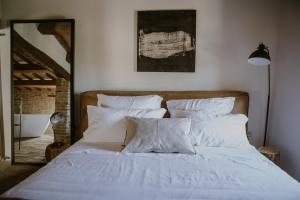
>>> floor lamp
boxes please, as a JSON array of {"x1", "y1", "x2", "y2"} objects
[{"x1": 248, "y1": 43, "x2": 271, "y2": 146}]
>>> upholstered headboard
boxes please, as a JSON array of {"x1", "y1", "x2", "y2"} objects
[{"x1": 79, "y1": 90, "x2": 249, "y2": 139}]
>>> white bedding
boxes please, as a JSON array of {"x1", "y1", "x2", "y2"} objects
[{"x1": 3, "y1": 141, "x2": 300, "y2": 200}]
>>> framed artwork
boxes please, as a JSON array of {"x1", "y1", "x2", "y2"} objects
[{"x1": 137, "y1": 10, "x2": 196, "y2": 72}]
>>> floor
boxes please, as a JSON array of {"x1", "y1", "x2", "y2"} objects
[
  {"x1": 0, "y1": 159, "x2": 41, "y2": 195},
  {"x1": 14, "y1": 126, "x2": 54, "y2": 163}
]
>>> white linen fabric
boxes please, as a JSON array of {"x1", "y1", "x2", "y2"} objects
[
  {"x1": 97, "y1": 94, "x2": 163, "y2": 110},
  {"x1": 167, "y1": 97, "x2": 235, "y2": 117},
  {"x1": 3, "y1": 141, "x2": 300, "y2": 200},
  {"x1": 193, "y1": 114, "x2": 249, "y2": 147},
  {"x1": 84, "y1": 106, "x2": 166, "y2": 143},
  {"x1": 169, "y1": 109, "x2": 215, "y2": 121},
  {"x1": 170, "y1": 109, "x2": 249, "y2": 147},
  {"x1": 123, "y1": 118, "x2": 195, "y2": 154}
]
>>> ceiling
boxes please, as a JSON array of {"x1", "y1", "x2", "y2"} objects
[{"x1": 13, "y1": 22, "x2": 71, "y2": 91}]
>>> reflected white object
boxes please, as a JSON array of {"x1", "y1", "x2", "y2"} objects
[
  {"x1": 50, "y1": 112, "x2": 65, "y2": 126},
  {"x1": 14, "y1": 114, "x2": 51, "y2": 138}
]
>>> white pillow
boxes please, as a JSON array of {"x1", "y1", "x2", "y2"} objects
[
  {"x1": 83, "y1": 106, "x2": 166, "y2": 143},
  {"x1": 194, "y1": 114, "x2": 249, "y2": 147},
  {"x1": 122, "y1": 117, "x2": 195, "y2": 154},
  {"x1": 167, "y1": 97, "x2": 235, "y2": 117},
  {"x1": 97, "y1": 94, "x2": 163, "y2": 110},
  {"x1": 170, "y1": 110, "x2": 249, "y2": 147},
  {"x1": 169, "y1": 109, "x2": 215, "y2": 122}
]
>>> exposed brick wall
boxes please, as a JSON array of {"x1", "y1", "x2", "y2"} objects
[
  {"x1": 53, "y1": 78, "x2": 70, "y2": 144},
  {"x1": 14, "y1": 80, "x2": 71, "y2": 145},
  {"x1": 14, "y1": 88, "x2": 56, "y2": 114}
]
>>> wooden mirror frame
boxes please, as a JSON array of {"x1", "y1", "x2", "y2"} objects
[{"x1": 10, "y1": 19, "x2": 75, "y2": 165}]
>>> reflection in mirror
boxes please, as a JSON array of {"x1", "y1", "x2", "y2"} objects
[{"x1": 11, "y1": 20, "x2": 74, "y2": 164}]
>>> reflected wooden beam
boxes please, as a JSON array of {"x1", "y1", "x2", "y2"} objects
[
  {"x1": 14, "y1": 80, "x2": 56, "y2": 86},
  {"x1": 21, "y1": 73, "x2": 33, "y2": 80},
  {"x1": 13, "y1": 64, "x2": 57, "y2": 80},
  {"x1": 17, "y1": 85, "x2": 56, "y2": 89},
  {"x1": 14, "y1": 64, "x2": 45, "y2": 70},
  {"x1": 46, "y1": 73, "x2": 56, "y2": 80},
  {"x1": 14, "y1": 69, "x2": 48, "y2": 74},
  {"x1": 13, "y1": 30, "x2": 70, "y2": 81},
  {"x1": 13, "y1": 75, "x2": 22, "y2": 80},
  {"x1": 38, "y1": 22, "x2": 71, "y2": 63},
  {"x1": 13, "y1": 52, "x2": 31, "y2": 64},
  {"x1": 32, "y1": 73, "x2": 45, "y2": 80}
]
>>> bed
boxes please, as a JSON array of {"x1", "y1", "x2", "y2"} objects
[{"x1": 2, "y1": 91, "x2": 300, "y2": 200}]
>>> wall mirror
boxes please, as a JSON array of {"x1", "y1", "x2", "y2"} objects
[{"x1": 10, "y1": 19, "x2": 74, "y2": 164}]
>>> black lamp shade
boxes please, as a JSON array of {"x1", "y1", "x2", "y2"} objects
[{"x1": 248, "y1": 43, "x2": 271, "y2": 66}]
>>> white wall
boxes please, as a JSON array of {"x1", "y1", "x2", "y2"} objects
[
  {"x1": 1, "y1": 0, "x2": 281, "y2": 149},
  {"x1": 0, "y1": 27, "x2": 10, "y2": 158},
  {"x1": 268, "y1": 0, "x2": 300, "y2": 181}
]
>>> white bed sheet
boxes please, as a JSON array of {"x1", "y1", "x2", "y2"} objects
[{"x1": 3, "y1": 141, "x2": 300, "y2": 200}]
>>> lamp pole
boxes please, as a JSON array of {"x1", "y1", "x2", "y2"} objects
[
  {"x1": 263, "y1": 64, "x2": 271, "y2": 146},
  {"x1": 248, "y1": 43, "x2": 271, "y2": 147}
]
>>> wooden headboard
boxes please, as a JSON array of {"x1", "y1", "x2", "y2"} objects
[{"x1": 79, "y1": 90, "x2": 249, "y2": 139}]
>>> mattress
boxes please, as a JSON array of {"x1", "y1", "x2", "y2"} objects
[{"x1": 3, "y1": 141, "x2": 300, "y2": 200}]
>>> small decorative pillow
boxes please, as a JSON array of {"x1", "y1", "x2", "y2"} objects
[
  {"x1": 167, "y1": 97, "x2": 235, "y2": 117},
  {"x1": 97, "y1": 94, "x2": 163, "y2": 110},
  {"x1": 122, "y1": 117, "x2": 195, "y2": 154},
  {"x1": 84, "y1": 106, "x2": 166, "y2": 143},
  {"x1": 169, "y1": 109, "x2": 214, "y2": 145}
]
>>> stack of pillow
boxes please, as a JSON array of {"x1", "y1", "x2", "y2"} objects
[
  {"x1": 83, "y1": 94, "x2": 250, "y2": 154},
  {"x1": 84, "y1": 94, "x2": 166, "y2": 143}
]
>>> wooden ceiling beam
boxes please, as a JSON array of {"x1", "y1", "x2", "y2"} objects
[
  {"x1": 13, "y1": 75, "x2": 22, "y2": 80},
  {"x1": 14, "y1": 64, "x2": 45, "y2": 70},
  {"x1": 13, "y1": 30, "x2": 70, "y2": 81},
  {"x1": 21, "y1": 73, "x2": 33, "y2": 80},
  {"x1": 14, "y1": 70, "x2": 48, "y2": 74},
  {"x1": 14, "y1": 80, "x2": 56, "y2": 86},
  {"x1": 37, "y1": 22, "x2": 71, "y2": 63},
  {"x1": 46, "y1": 73, "x2": 56, "y2": 80},
  {"x1": 13, "y1": 51, "x2": 32, "y2": 64},
  {"x1": 32, "y1": 73, "x2": 45, "y2": 80},
  {"x1": 17, "y1": 85, "x2": 56, "y2": 89}
]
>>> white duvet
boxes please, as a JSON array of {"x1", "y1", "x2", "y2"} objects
[{"x1": 3, "y1": 141, "x2": 300, "y2": 200}]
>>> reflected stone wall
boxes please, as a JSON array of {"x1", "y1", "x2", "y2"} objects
[{"x1": 53, "y1": 78, "x2": 70, "y2": 144}]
